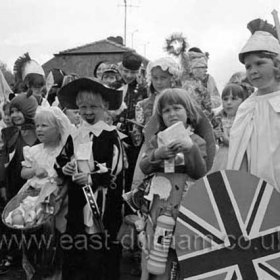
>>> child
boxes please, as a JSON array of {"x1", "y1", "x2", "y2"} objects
[
  {"x1": 57, "y1": 78, "x2": 124, "y2": 280},
  {"x1": 18, "y1": 106, "x2": 71, "y2": 279},
  {"x1": 0, "y1": 102, "x2": 12, "y2": 150},
  {"x1": 211, "y1": 83, "x2": 248, "y2": 172},
  {"x1": 13, "y1": 53, "x2": 49, "y2": 107},
  {"x1": 0, "y1": 93, "x2": 39, "y2": 201},
  {"x1": 227, "y1": 19, "x2": 280, "y2": 191},
  {"x1": 0, "y1": 93, "x2": 38, "y2": 274},
  {"x1": 131, "y1": 57, "x2": 182, "y2": 191},
  {"x1": 182, "y1": 55, "x2": 215, "y2": 119},
  {"x1": 136, "y1": 57, "x2": 182, "y2": 126},
  {"x1": 101, "y1": 64, "x2": 120, "y2": 88},
  {"x1": 64, "y1": 108, "x2": 81, "y2": 127},
  {"x1": 139, "y1": 88, "x2": 214, "y2": 280}
]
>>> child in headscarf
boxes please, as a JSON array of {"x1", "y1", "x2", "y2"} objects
[{"x1": 0, "y1": 93, "x2": 38, "y2": 274}]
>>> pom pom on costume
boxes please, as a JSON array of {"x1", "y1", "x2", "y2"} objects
[{"x1": 164, "y1": 33, "x2": 188, "y2": 56}]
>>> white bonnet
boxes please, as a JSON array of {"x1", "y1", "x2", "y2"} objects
[
  {"x1": 35, "y1": 106, "x2": 72, "y2": 146},
  {"x1": 239, "y1": 31, "x2": 280, "y2": 63},
  {"x1": 146, "y1": 57, "x2": 182, "y2": 84}
]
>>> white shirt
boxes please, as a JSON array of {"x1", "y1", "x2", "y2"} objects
[{"x1": 227, "y1": 90, "x2": 280, "y2": 191}]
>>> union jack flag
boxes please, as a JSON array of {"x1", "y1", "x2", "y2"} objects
[{"x1": 175, "y1": 170, "x2": 280, "y2": 279}]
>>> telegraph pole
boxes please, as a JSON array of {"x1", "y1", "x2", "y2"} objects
[
  {"x1": 120, "y1": 0, "x2": 139, "y2": 46},
  {"x1": 124, "y1": 0, "x2": 127, "y2": 45}
]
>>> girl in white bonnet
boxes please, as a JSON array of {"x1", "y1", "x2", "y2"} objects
[
  {"x1": 131, "y1": 57, "x2": 182, "y2": 190},
  {"x1": 135, "y1": 57, "x2": 182, "y2": 126}
]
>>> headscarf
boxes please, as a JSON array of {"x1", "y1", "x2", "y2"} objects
[{"x1": 10, "y1": 93, "x2": 38, "y2": 123}]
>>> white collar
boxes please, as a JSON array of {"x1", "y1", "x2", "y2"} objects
[{"x1": 80, "y1": 120, "x2": 116, "y2": 138}]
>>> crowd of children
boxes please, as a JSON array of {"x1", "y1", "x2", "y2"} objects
[{"x1": 0, "y1": 16, "x2": 279, "y2": 280}]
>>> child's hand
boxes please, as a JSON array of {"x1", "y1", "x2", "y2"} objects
[
  {"x1": 168, "y1": 138, "x2": 193, "y2": 153},
  {"x1": 62, "y1": 160, "x2": 76, "y2": 176},
  {"x1": 72, "y1": 172, "x2": 89, "y2": 185},
  {"x1": 35, "y1": 167, "x2": 48, "y2": 178},
  {"x1": 215, "y1": 130, "x2": 229, "y2": 146},
  {"x1": 154, "y1": 146, "x2": 176, "y2": 160}
]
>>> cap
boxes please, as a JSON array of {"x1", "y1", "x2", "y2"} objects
[{"x1": 122, "y1": 52, "x2": 142, "y2": 71}]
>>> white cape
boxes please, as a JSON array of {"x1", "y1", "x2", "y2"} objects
[{"x1": 227, "y1": 90, "x2": 280, "y2": 192}]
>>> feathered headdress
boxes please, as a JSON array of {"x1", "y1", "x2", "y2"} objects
[
  {"x1": 239, "y1": 18, "x2": 280, "y2": 63},
  {"x1": 247, "y1": 18, "x2": 278, "y2": 38},
  {"x1": 13, "y1": 52, "x2": 45, "y2": 83}
]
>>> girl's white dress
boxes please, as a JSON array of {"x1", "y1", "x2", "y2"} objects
[
  {"x1": 22, "y1": 143, "x2": 67, "y2": 232},
  {"x1": 227, "y1": 90, "x2": 280, "y2": 191}
]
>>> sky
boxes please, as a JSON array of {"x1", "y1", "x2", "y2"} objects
[{"x1": 0, "y1": 0, "x2": 280, "y2": 92}]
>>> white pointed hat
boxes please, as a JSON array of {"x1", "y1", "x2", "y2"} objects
[{"x1": 239, "y1": 19, "x2": 280, "y2": 63}]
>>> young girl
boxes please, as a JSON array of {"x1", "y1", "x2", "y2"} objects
[
  {"x1": 139, "y1": 88, "x2": 214, "y2": 280},
  {"x1": 211, "y1": 83, "x2": 248, "y2": 172},
  {"x1": 0, "y1": 93, "x2": 39, "y2": 201},
  {"x1": 136, "y1": 57, "x2": 181, "y2": 126},
  {"x1": 131, "y1": 57, "x2": 181, "y2": 190},
  {"x1": 57, "y1": 78, "x2": 124, "y2": 280},
  {"x1": 19, "y1": 106, "x2": 71, "y2": 279},
  {"x1": 227, "y1": 21, "x2": 280, "y2": 191},
  {"x1": 0, "y1": 93, "x2": 38, "y2": 274}
]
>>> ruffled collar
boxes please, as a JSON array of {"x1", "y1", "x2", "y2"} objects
[{"x1": 80, "y1": 120, "x2": 116, "y2": 138}]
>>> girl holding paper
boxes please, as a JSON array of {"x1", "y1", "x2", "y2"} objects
[{"x1": 139, "y1": 88, "x2": 215, "y2": 280}]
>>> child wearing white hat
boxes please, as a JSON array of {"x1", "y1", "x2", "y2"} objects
[{"x1": 227, "y1": 18, "x2": 280, "y2": 191}]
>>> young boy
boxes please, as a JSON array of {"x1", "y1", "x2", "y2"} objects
[{"x1": 58, "y1": 78, "x2": 124, "y2": 280}]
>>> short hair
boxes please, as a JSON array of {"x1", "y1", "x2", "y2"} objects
[
  {"x1": 221, "y1": 83, "x2": 248, "y2": 101},
  {"x1": 76, "y1": 90, "x2": 108, "y2": 109},
  {"x1": 243, "y1": 51, "x2": 280, "y2": 81},
  {"x1": 155, "y1": 88, "x2": 201, "y2": 130}
]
